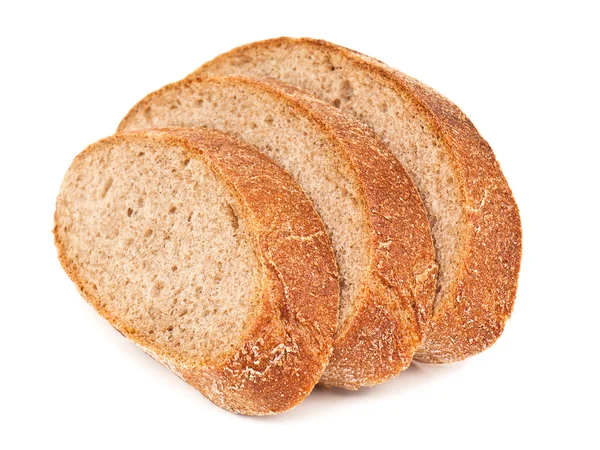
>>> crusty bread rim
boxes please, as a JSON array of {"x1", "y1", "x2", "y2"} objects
[{"x1": 54, "y1": 127, "x2": 339, "y2": 414}]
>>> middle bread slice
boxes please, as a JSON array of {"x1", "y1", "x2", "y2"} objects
[{"x1": 118, "y1": 75, "x2": 437, "y2": 389}]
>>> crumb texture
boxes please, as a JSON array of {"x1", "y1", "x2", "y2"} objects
[{"x1": 55, "y1": 135, "x2": 260, "y2": 363}]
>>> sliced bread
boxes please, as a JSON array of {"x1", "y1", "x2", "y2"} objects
[
  {"x1": 193, "y1": 38, "x2": 522, "y2": 363},
  {"x1": 54, "y1": 127, "x2": 339, "y2": 415},
  {"x1": 118, "y1": 76, "x2": 437, "y2": 388}
]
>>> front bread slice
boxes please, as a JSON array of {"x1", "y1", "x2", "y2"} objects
[
  {"x1": 54, "y1": 127, "x2": 339, "y2": 415},
  {"x1": 118, "y1": 76, "x2": 437, "y2": 389},
  {"x1": 193, "y1": 38, "x2": 522, "y2": 363}
]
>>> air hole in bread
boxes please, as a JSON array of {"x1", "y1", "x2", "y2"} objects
[
  {"x1": 152, "y1": 281, "x2": 165, "y2": 296},
  {"x1": 340, "y1": 80, "x2": 353, "y2": 100},
  {"x1": 100, "y1": 177, "x2": 113, "y2": 198},
  {"x1": 227, "y1": 204, "x2": 239, "y2": 230}
]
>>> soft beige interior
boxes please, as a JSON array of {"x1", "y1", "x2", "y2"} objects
[
  {"x1": 119, "y1": 81, "x2": 370, "y2": 328},
  {"x1": 56, "y1": 138, "x2": 261, "y2": 363},
  {"x1": 198, "y1": 44, "x2": 465, "y2": 308}
]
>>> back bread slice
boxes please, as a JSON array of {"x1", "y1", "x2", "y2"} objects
[
  {"x1": 54, "y1": 127, "x2": 339, "y2": 415},
  {"x1": 119, "y1": 76, "x2": 437, "y2": 389},
  {"x1": 194, "y1": 38, "x2": 522, "y2": 363}
]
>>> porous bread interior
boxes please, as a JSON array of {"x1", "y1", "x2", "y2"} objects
[
  {"x1": 56, "y1": 138, "x2": 261, "y2": 364},
  {"x1": 120, "y1": 80, "x2": 370, "y2": 329},
  {"x1": 200, "y1": 46, "x2": 464, "y2": 309}
]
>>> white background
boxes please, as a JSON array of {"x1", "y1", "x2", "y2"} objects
[{"x1": 1, "y1": 1, "x2": 598, "y2": 448}]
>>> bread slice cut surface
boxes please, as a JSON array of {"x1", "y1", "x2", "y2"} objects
[
  {"x1": 119, "y1": 76, "x2": 436, "y2": 388},
  {"x1": 194, "y1": 38, "x2": 522, "y2": 363},
  {"x1": 54, "y1": 127, "x2": 339, "y2": 414}
]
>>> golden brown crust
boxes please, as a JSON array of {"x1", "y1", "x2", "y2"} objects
[
  {"x1": 195, "y1": 37, "x2": 522, "y2": 363},
  {"x1": 119, "y1": 76, "x2": 437, "y2": 388},
  {"x1": 54, "y1": 128, "x2": 339, "y2": 414}
]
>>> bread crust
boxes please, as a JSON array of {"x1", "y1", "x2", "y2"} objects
[
  {"x1": 54, "y1": 128, "x2": 339, "y2": 414},
  {"x1": 119, "y1": 77, "x2": 437, "y2": 389},
  {"x1": 195, "y1": 38, "x2": 522, "y2": 363}
]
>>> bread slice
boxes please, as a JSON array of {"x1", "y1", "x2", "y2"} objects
[
  {"x1": 54, "y1": 127, "x2": 339, "y2": 415},
  {"x1": 193, "y1": 38, "x2": 522, "y2": 363},
  {"x1": 118, "y1": 76, "x2": 436, "y2": 389}
]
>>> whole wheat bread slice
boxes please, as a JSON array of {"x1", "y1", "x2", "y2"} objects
[
  {"x1": 54, "y1": 127, "x2": 339, "y2": 414},
  {"x1": 118, "y1": 76, "x2": 437, "y2": 389},
  {"x1": 193, "y1": 38, "x2": 522, "y2": 363}
]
